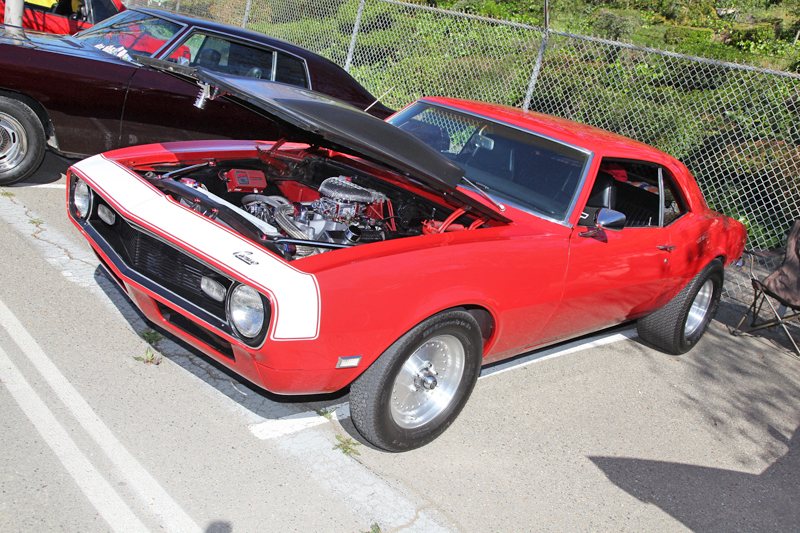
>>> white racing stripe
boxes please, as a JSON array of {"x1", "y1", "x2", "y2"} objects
[
  {"x1": 0, "y1": 345, "x2": 150, "y2": 533},
  {"x1": 0, "y1": 299, "x2": 202, "y2": 533}
]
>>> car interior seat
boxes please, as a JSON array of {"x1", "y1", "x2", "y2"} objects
[
  {"x1": 195, "y1": 49, "x2": 222, "y2": 70},
  {"x1": 586, "y1": 171, "x2": 617, "y2": 209}
]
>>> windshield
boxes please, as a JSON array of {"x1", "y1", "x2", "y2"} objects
[
  {"x1": 75, "y1": 10, "x2": 184, "y2": 59},
  {"x1": 388, "y1": 103, "x2": 591, "y2": 221}
]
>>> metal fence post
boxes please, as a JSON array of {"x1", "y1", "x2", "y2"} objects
[
  {"x1": 174, "y1": 0, "x2": 181, "y2": 12},
  {"x1": 522, "y1": 30, "x2": 548, "y2": 111},
  {"x1": 242, "y1": 0, "x2": 253, "y2": 28},
  {"x1": 344, "y1": 0, "x2": 367, "y2": 72},
  {"x1": 522, "y1": 0, "x2": 549, "y2": 111}
]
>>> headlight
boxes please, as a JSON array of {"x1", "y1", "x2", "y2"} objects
[
  {"x1": 74, "y1": 178, "x2": 92, "y2": 219},
  {"x1": 228, "y1": 284, "x2": 264, "y2": 338}
]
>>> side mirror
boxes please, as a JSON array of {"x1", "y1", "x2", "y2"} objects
[
  {"x1": 578, "y1": 207, "x2": 626, "y2": 237},
  {"x1": 596, "y1": 208, "x2": 626, "y2": 232}
]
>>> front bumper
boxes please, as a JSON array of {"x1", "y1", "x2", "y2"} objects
[{"x1": 66, "y1": 155, "x2": 352, "y2": 395}]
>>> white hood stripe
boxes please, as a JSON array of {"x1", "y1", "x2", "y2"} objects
[{"x1": 73, "y1": 155, "x2": 320, "y2": 341}]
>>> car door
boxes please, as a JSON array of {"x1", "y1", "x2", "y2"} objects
[{"x1": 536, "y1": 159, "x2": 686, "y2": 342}]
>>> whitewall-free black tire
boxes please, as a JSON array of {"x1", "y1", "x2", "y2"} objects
[{"x1": 350, "y1": 309, "x2": 483, "y2": 452}]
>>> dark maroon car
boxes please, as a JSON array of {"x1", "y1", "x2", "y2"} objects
[{"x1": 0, "y1": 8, "x2": 393, "y2": 185}]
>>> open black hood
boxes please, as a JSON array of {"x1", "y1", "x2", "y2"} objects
[{"x1": 135, "y1": 57, "x2": 510, "y2": 223}]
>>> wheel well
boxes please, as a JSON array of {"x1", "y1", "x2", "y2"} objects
[
  {"x1": 0, "y1": 89, "x2": 56, "y2": 142},
  {"x1": 461, "y1": 305, "x2": 495, "y2": 345}
]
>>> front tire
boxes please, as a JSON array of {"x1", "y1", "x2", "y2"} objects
[
  {"x1": 0, "y1": 96, "x2": 46, "y2": 186},
  {"x1": 350, "y1": 309, "x2": 483, "y2": 452},
  {"x1": 638, "y1": 258, "x2": 724, "y2": 355}
]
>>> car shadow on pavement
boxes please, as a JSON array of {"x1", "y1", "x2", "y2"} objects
[
  {"x1": 11, "y1": 152, "x2": 77, "y2": 186},
  {"x1": 594, "y1": 296, "x2": 800, "y2": 532},
  {"x1": 590, "y1": 424, "x2": 799, "y2": 532}
]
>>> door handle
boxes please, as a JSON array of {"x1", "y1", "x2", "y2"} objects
[{"x1": 657, "y1": 245, "x2": 676, "y2": 252}]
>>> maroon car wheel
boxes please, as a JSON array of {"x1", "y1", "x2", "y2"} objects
[
  {"x1": 0, "y1": 96, "x2": 46, "y2": 186},
  {"x1": 350, "y1": 309, "x2": 483, "y2": 452}
]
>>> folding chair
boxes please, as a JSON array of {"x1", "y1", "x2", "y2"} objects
[{"x1": 732, "y1": 219, "x2": 800, "y2": 356}]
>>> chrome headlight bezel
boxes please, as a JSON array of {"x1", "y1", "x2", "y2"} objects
[{"x1": 226, "y1": 283, "x2": 267, "y2": 342}]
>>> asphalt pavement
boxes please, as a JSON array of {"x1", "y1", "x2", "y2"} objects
[{"x1": 1, "y1": 152, "x2": 798, "y2": 533}]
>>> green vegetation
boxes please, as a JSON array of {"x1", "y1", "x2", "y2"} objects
[
  {"x1": 333, "y1": 434, "x2": 362, "y2": 455},
  {"x1": 141, "y1": 328, "x2": 164, "y2": 346},
  {"x1": 135, "y1": 346, "x2": 163, "y2": 364}
]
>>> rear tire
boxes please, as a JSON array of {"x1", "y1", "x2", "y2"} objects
[
  {"x1": 0, "y1": 96, "x2": 46, "y2": 186},
  {"x1": 350, "y1": 309, "x2": 483, "y2": 452},
  {"x1": 638, "y1": 258, "x2": 724, "y2": 355}
]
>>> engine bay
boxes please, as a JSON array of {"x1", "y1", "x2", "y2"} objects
[{"x1": 138, "y1": 150, "x2": 487, "y2": 261}]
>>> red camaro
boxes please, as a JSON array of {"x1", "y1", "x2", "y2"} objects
[
  {"x1": 0, "y1": 0, "x2": 124, "y2": 34},
  {"x1": 66, "y1": 72, "x2": 747, "y2": 451}
]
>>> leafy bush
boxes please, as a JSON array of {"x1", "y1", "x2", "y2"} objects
[
  {"x1": 664, "y1": 24, "x2": 715, "y2": 45},
  {"x1": 727, "y1": 22, "x2": 776, "y2": 47}
]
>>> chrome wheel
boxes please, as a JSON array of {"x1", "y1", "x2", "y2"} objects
[
  {"x1": 390, "y1": 334, "x2": 465, "y2": 429},
  {"x1": 684, "y1": 279, "x2": 713, "y2": 337},
  {"x1": 0, "y1": 111, "x2": 28, "y2": 173}
]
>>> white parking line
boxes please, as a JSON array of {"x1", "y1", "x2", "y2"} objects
[
  {"x1": 479, "y1": 328, "x2": 637, "y2": 379},
  {"x1": 0, "y1": 299, "x2": 201, "y2": 533},
  {"x1": 250, "y1": 329, "x2": 636, "y2": 441},
  {"x1": 25, "y1": 183, "x2": 67, "y2": 189},
  {"x1": 0, "y1": 345, "x2": 150, "y2": 533},
  {"x1": 250, "y1": 402, "x2": 350, "y2": 439}
]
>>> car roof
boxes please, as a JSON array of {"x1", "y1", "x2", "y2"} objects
[
  {"x1": 132, "y1": 7, "x2": 388, "y2": 114},
  {"x1": 132, "y1": 8, "x2": 345, "y2": 76},
  {"x1": 421, "y1": 97, "x2": 673, "y2": 162}
]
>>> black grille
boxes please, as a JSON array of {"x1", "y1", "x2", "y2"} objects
[{"x1": 92, "y1": 213, "x2": 229, "y2": 320}]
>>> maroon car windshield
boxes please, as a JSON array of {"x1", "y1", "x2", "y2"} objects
[
  {"x1": 389, "y1": 102, "x2": 592, "y2": 221},
  {"x1": 74, "y1": 10, "x2": 184, "y2": 58}
]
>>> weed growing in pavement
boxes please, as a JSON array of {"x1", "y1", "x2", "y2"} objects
[
  {"x1": 0, "y1": 190, "x2": 13, "y2": 197},
  {"x1": 135, "y1": 346, "x2": 162, "y2": 365},
  {"x1": 28, "y1": 218, "x2": 43, "y2": 226},
  {"x1": 142, "y1": 328, "x2": 164, "y2": 346},
  {"x1": 316, "y1": 407, "x2": 334, "y2": 420},
  {"x1": 360, "y1": 524, "x2": 381, "y2": 533},
  {"x1": 333, "y1": 434, "x2": 361, "y2": 456}
]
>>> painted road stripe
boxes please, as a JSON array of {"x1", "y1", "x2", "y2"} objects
[
  {"x1": 0, "y1": 345, "x2": 150, "y2": 533},
  {"x1": 0, "y1": 298, "x2": 202, "y2": 533},
  {"x1": 250, "y1": 329, "x2": 636, "y2": 440},
  {"x1": 479, "y1": 328, "x2": 637, "y2": 379},
  {"x1": 25, "y1": 183, "x2": 67, "y2": 189},
  {"x1": 250, "y1": 402, "x2": 350, "y2": 439}
]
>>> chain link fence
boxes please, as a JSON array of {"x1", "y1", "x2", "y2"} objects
[{"x1": 136, "y1": 0, "x2": 800, "y2": 298}]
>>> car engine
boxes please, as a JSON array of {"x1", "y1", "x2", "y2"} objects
[
  {"x1": 241, "y1": 175, "x2": 393, "y2": 257},
  {"x1": 141, "y1": 157, "x2": 472, "y2": 261}
]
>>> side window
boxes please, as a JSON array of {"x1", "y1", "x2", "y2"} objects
[
  {"x1": 661, "y1": 168, "x2": 687, "y2": 225},
  {"x1": 167, "y1": 33, "x2": 275, "y2": 79},
  {"x1": 595, "y1": 159, "x2": 686, "y2": 228},
  {"x1": 274, "y1": 52, "x2": 308, "y2": 88}
]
